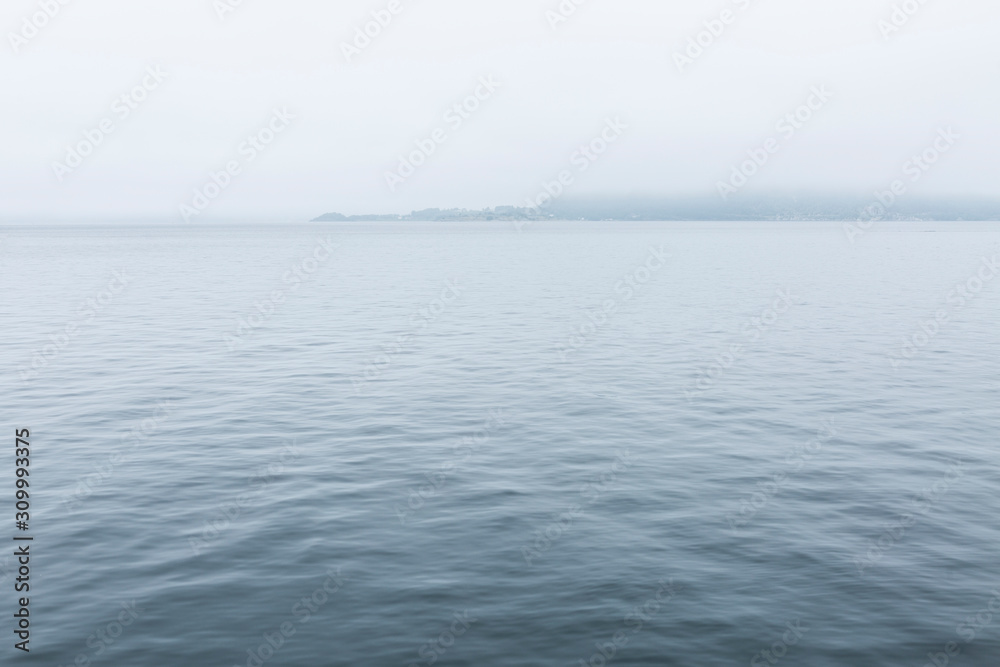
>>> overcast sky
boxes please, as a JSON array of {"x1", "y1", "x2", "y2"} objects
[{"x1": 2, "y1": 0, "x2": 998, "y2": 221}]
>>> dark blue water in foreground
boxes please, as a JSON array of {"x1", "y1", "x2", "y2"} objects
[{"x1": 2, "y1": 221, "x2": 999, "y2": 666}]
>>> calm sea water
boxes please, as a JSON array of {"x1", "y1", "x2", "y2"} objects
[{"x1": 2, "y1": 221, "x2": 999, "y2": 666}]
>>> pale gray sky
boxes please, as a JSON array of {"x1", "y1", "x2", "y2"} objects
[{"x1": 1, "y1": 0, "x2": 998, "y2": 220}]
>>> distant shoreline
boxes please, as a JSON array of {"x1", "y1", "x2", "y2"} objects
[
  {"x1": 311, "y1": 214, "x2": 1000, "y2": 223},
  {"x1": 312, "y1": 200, "x2": 1000, "y2": 223}
]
